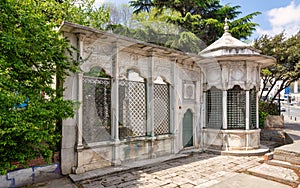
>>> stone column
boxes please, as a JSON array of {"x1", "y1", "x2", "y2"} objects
[
  {"x1": 202, "y1": 92, "x2": 206, "y2": 129},
  {"x1": 111, "y1": 42, "x2": 119, "y2": 141},
  {"x1": 202, "y1": 83, "x2": 207, "y2": 129},
  {"x1": 146, "y1": 53, "x2": 156, "y2": 158},
  {"x1": 169, "y1": 58, "x2": 177, "y2": 153},
  {"x1": 256, "y1": 89, "x2": 259, "y2": 129},
  {"x1": 222, "y1": 90, "x2": 227, "y2": 129},
  {"x1": 195, "y1": 79, "x2": 201, "y2": 148},
  {"x1": 246, "y1": 90, "x2": 250, "y2": 130},
  {"x1": 74, "y1": 34, "x2": 86, "y2": 173},
  {"x1": 77, "y1": 73, "x2": 84, "y2": 148},
  {"x1": 146, "y1": 53, "x2": 154, "y2": 137},
  {"x1": 61, "y1": 74, "x2": 77, "y2": 175},
  {"x1": 256, "y1": 66, "x2": 261, "y2": 129},
  {"x1": 75, "y1": 72, "x2": 84, "y2": 173},
  {"x1": 111, "y1": 42, "x2": 121, "y2": 166},
  {"x1": 169, "y1": 59, "x2": 176, "y2": 135},
  {"x1": 76, "y1": 34, "x2": 86, "y2": 149}
]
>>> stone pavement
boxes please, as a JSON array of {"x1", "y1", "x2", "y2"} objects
[
  {"x1": 77, "y1": 153, "x2": 289, "y2": 188},
  {"x1": 26, "y1": 152, "x2": 290, "y2": 188},
  {"x1": 23, "y1": 115, "x2": 300, "y2": 188}
]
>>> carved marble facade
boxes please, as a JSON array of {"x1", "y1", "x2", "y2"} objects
[
  {"x1": 59, "y1": 21, "x2": 275, "y2": 175},
  {"x1": 199, "y1": 22, "x2": 275, "y2": 151}
]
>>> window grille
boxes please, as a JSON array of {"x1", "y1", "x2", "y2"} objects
[
  {"x1": 206, "y1": 87, "x2": 223, "y2": 129},
  {"x1": 82, "y1": 76, "x2": 111, "y2": 143},
  {"x1": 250, "y1": 88, "x2": 257, "y2": 129},
  {"x1": 227, "y1": 85, "x2": 246, "y2": 129},
  {"x1": 154, "y1": 83, "x2": 170, "y2": 135},
  {"x1": 119, "y1": 80, "x2": 147, "y2": 139}
]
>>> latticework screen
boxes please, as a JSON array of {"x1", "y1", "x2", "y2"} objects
[
  {"x1": 82, "y1": 76, "x2": 112, "y2": 143},
  {"x1": 206, "y1": 87, "x2": 223, "y2": 129},
  {"x1": 250, "y1": 88, "x2": 257, "y2": 129},
  {"x1": 154, "y1": 83, "x2": 170, "y2": 135},
  {"x1": 119, "y1": 80, "x2": 147, "y2": 138},
  {"x1": 227, "y1": 86, "x2": 246, "y2": 129}
]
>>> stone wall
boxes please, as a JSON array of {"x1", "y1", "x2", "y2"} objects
[{"x1": 75, "y1": 136, "x2": 174, "y2": 174}]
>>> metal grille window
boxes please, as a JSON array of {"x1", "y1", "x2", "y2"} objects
[
  {"x1": 82, "y1": 76, "x2": 111, "y2": 143},
  {"x1": 119, "y1": 80, "x2": 147, "y2": 139},
  {"x1": 206, "y1": 87, "x2": 223, "y2": 129},
  {"x1": 154, "y1": 83, "x2": 170, "y2": 135},
  {"x1": 250, "y1": 88, "x2": 257, "y2": 129},
  {"x1": 227, "y1": 85, "x2": 246, "y2": 129}
]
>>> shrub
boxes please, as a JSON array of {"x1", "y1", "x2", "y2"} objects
[{"x1": 258, "y1": 101, "x2": 279, "y2": 129}]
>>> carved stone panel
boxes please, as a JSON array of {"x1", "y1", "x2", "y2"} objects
[
  {"x1": 183, "y1": 81, "x2": 196, "y2": 100},
  {"x1": 230, "y1": 65, "x2": 246, "y2": 82},
  {"x1": 80, "y1": 39, "x2": 114, "y2": 75}
]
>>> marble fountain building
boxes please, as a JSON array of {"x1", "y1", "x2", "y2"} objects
[{"x1": 58, "y1": 21, "x2": 276, "y2": 175}]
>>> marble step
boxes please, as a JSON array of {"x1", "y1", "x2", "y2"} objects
[
  {"x1": 273, "y1": 142, "x2": 300, "y2": 165},
  {"x1": 266, "y1": 159, "x2": 300, "y2": 171},
  {"x1": 246, "y1": 163, "x2": 300, "y2": 188}
]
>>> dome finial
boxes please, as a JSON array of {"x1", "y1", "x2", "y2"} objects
[{"x1": 224, "y1": 17, "x2": 229, "y2": 33}]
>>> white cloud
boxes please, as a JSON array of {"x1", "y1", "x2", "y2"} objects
[
  {"x1": 257, "y1": 1, "x2": 300, "y2": 37},
  {"x1": 268, "y1": 1, "x2": 300, "y2": 26},
  {"x1": 94, "y1": 0, "x2": 105, "y2": 7}
]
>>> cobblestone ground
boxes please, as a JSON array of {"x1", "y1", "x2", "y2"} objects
[{"x1": 78, "y1": 153, "x2": 264, "y2": 188}]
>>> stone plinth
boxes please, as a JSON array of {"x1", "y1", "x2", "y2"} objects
[{"x1": 202, "y1": 128, "x2": 260, "y2": 151}]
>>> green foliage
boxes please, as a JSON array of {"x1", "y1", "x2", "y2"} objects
[
  {"x1": 259, "y1": 101, "x2": 278, "y2": 116},
  {"x1": 259, "y1": 110, "x2": 268, "y2": 129},
  {"x1": 35, "y1": 0, "x2": 110, "y2": 29},
  {"x1": 107, "y1": 7, "x2": 206, "y2": 53},
  {"x1": 129, "y1": 0, "x2": 260, "y2": 46},
  {"x1": 254, "y1": 32, "x2": 300, "y2": 102},
  {"x1": 258, "y1": 101, "x2": 279, "y2": 129},
  {"x1": 0, "y1": 0, "x2": 77, "y2": 174}
]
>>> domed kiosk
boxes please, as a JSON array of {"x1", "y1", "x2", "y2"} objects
[{"x1": 199, "y1": 19, "x2": 276, "y2": 154}]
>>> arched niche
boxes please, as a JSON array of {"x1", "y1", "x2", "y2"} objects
[
  {"x1": 153, "y1": 76, "x2": 170, "y2": 135},
  {"x1": 182, "y1": 109, "x2": 193, "y2": 147},
  {"x1": 83, "y1": 66, "x2": 111, "y2": 78},
  {"x1": 82, "y1": 66, "x2": 112, "y2": 143},
  {"x1": 80, "y1": 59, "x2": 112, "y2": 76},
  {"x1": 154, "y1": 76, "x2": 169, "y2": 85},
  {"x1": 127, "y1": 69, "x2": 145, "y2": 82},
  {"x1": 119, "y1": 69, "x2": 147, "y2": 139}
]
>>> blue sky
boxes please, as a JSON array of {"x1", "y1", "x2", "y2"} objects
[
  {"x1": 221, "y1": 0, "x2": 300, "y2": 39},
  {"x1": 97, "y1": 0, "x2": 300, "y2": 39}
]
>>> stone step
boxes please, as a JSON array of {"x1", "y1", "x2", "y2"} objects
[
  {"x1": 273, "y1": 142, "x2": 300, "y2": 165},
  {"x1": 266, "y1": 159, "x2": 300, "y2": 171},
  {"x1": 246, "y1": 163, "x2": 300, "y2": 188},
  {"x1": 220, "y1": 145, "x2": 270, "y2": 156}
]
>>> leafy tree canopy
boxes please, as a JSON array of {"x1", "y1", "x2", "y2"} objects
[
  {"x1": 0, "y1": 0, "x2": 110, "y2": 174},
  {"x1": 253, "y1": 32, "x2": 300, "y2": 102},
  {"x1": 129, "y1": 0, "x2": 260, "y2": 46},
  {"x1": 107, "y1": 7, "x2": 206, "y2": 53},
  {"x1": 38, "y1": 0, "x2": 110, "y2": 29}
]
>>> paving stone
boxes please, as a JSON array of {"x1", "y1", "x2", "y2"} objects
[
  {"x1": 180, "y1": 183, "x2": 195, "y2": 188},
  {"x1": 160, "y1": 183, "x2": 178, "y2": 188},
  {"x1": 249, "y1": 163, "x2": 298, "y2": 182},
  {"x1": 116, "y1": 180, "x2": 139, "y2": 188},
  {"x1": 195, "y1": 180, "x2": 220, "y2": 188}
]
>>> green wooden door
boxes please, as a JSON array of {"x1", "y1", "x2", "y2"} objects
[{"x1": 183, "y1": 109, "x2": 193, "y2": 147}]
